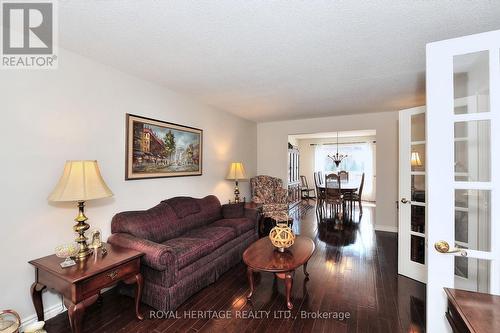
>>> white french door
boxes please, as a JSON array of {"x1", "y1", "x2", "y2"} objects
[
  {"x1": 398, "y1": 106, "x2": 427, "y2": 283},
  {"x1": 427, "y1": 29, "x2": 500, "y2": 332}
]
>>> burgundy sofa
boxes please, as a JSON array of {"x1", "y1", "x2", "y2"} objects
[{"x1": 107, "y1": 195, "x2": 258, "y2": 311}]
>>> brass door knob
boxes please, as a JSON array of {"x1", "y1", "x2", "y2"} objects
[
  {"x1": 401, "y1": 198, "x2": 410, "y2": 204},
  {"x1": 434, "y1": 240, "x2": 467, "y2": 256}
]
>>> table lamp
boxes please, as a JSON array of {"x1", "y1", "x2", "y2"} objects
[
  {"x1": 411, "y1": 152, "x2": 422, "y2": 167},
  {"x1": 48, "y1": 161, "x2": 113, "y2": 260},
  {"x1": 226, "y1": 162, "x2": 247, "y2": 203}
]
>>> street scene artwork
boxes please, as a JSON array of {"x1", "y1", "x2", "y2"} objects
[{"x1": 126, "y1": 114, "x2": 202, "y2": 179}]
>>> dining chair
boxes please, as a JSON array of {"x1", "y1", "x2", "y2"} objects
[
  {"x1": 300, "y1": 175, "x2": 316, "y2": 199},
  {"x1": 318, "y1": 171, "x2": 324, "y2": 185},
  {"x1": 324, "y1": 173, "x2": 343, "y2": 219},
  {"x1": 345, "y1": 172, "x2": 365, "y2": 217},
  {"x1": 313, "y1": 172, "x2": 324, "y2": 204},
  {"x1": 339, "y1": 170, "x2": 349, "y2": 181}
]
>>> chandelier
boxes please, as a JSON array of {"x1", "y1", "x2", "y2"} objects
[{"x1": 327, "y1": 132, "x2": 348, "y2": 167}]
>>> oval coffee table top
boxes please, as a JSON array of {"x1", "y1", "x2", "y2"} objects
[{"x1": 243, "y1": 236, "x2": 315, "y2": 273}]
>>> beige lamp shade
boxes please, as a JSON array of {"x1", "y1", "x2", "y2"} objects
[
  {"x1": 226, "y1": 162, "x2": 247, "y2": 180},
  {"x1": 48, "y1": 160, "x2": 113, "y2": 202},
  {"x1": 411, "y1": 152, "x2": 423, "y2": 167}
]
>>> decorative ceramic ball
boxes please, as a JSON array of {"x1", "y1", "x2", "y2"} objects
[
  {"x1": 0, "y1": 310, "x2": 21, "y2": 333},
  {"x1": 269, "y1": 223, "x2": 295, "y2": 252}
]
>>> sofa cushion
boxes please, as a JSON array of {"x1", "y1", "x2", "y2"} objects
[
  {"x1": 162, "y1": 195, "x2": 222, "y2": 232},
  {"x1": 162, "y1": 237, "x2": 213, "y2": 269},
  {"x1": 211, "y1": 218, "x2": 255, "y2": 236},
  {"x1": 111, "y1": 202, "x2": 180, "y2": 243},
  {"x1": 182, "y1": 226, "x2": 236, "y2": 249},
  {"x1": 163, "y1": 197, "x2": 201, "y2": 218},
  {"x1": 175, "y1": 228, "x2": 257, "y2": 283}
]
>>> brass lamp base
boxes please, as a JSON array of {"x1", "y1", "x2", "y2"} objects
[
  {"x1": 233, "y1": 180, "x2": 241, "y2": 203},
  {"x1": 73, "y1": 201, "x2": 92, "y2": 260}
]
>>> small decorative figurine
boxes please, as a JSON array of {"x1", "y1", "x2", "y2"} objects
[
  {"x1": 90, "y1": 229, "x2": 102, "y2": 249},
  {"x1": 100, "y1": 243, "x2": 108, "y2": 256}
]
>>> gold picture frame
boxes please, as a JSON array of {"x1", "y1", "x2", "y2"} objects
[{"x1": 126, "y1": 114, "x2": 203, "y2": 180}]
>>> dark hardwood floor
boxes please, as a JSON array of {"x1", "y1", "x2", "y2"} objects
[{"x1": 45, "y1": 201, "x2": 426, "y2": 332}]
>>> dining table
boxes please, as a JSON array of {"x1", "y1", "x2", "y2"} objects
[
  {"x1": 317, "y1": 179, "x2": 360, "y2": 222},
  {"x1": 317, "y1": 180, "x2": 359, "y2": 193}
]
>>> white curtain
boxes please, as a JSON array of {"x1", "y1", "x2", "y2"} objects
[{"x1": 314, "y1": 142, "x2": 376, "y2": 201}]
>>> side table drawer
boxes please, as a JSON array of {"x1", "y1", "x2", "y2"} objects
[{"x1": 79, "y1": 259, "x2": 139, "y2": 299}]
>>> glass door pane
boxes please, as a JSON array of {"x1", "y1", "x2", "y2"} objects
[
  {"x1": 411, "y1": 205, "x2": 425, "y2": 233},
  {"x1": 411, "y1": 113, "x2": 426, "y2": 141},
  {"x1": 411, "y1": 175, "x2": 425, "y2": 202},
  {"x1": 453, "y1": 50, "x2": 493, "y2": 293},
  {"x1": 453, "y1": 51, "x2": 490, "y2": 114},
  {"x1": 411, "y1": 144, "x2": 425, "y2": 172},
  {"x1": 410, "y1": 112, "x2": 426, "y2": 265},
  {"x1": 454, "y1": 189, "x2": 491, "y2": 252},
  {"x1": 411, "y1": 235, "x2": 425, "y2": 264},
  {"x1": 454, "y1": 120, "x2": 491, "y2": 182},
  {"x1": 455, "y1": 257, "x2": 491, "y2": 293}
]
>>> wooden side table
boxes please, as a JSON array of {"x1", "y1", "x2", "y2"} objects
[
  {"x1": 29, "y1": 243, "x2": 144, "y2": 333},
  {"x1": 445, "y1": 288, "x2": 500, "y2": 333}
]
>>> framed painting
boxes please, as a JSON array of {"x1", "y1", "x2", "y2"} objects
[{"x1": 126, "y1": 114, "x2": 203, "y2": 180}]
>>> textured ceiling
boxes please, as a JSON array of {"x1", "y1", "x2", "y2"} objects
[{"x1": 59, "y1": 1, "x2": 500, "y2": 122}]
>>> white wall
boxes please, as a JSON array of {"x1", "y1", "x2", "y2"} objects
[
  {"x1": 0, "y1": 48, "x2": 257, "y2": 322},
  {"x1": 258, "y1": 111, "x2": 398, "y2": 231}
]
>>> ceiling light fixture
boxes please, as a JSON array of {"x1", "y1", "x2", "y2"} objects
[{"x1": 327, "y1": 132, "x2": 348, "y2": 167}]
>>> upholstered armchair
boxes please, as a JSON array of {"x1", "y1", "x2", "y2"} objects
[{"x1": 250, "y1": 175, "x2": 288, "y2": 220}]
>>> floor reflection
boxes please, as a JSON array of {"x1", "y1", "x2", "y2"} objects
[
  {"x1": 317, "y1": 217, "x2": 359, "y2": 248},
  {"x1": 309, "y1": 200, "x2": 426, "y2": 332}
]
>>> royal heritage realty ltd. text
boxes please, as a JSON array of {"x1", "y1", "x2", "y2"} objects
[{"x1": 150, "y1": 310, "x2": 351, "y2": 321}]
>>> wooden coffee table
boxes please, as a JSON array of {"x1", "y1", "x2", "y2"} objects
[{"x1": 243, "y1": 235, "x2": 315, "y2": 309}]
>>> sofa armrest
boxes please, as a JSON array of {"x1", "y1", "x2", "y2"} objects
[
  {"x1": 244, "y1": 204, "x2": 262, "y2": 235},
  {"x1": 107, "y1": 233, "x2": 175, "y2": 271},
  {"x1": 244, "y1": 206, "x2": 259, "y2": 222}
]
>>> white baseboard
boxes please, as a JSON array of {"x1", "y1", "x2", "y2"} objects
[
  {"x1": 21, "y1": 301, "x2": 65, "y2": 330},
  {"x1": 374, "y1": 225, "x2": 398, "y2": 233}
]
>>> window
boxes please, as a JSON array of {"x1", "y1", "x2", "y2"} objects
[
  {"x1": 314, "y1": 141, "x2": 376, "y2": 201},
  {"x1": 315, "y1": 142, "x2": 374, "y2": 173}
]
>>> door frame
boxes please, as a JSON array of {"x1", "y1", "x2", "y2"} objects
[{"x1": 398, "y1": 105, "x2": 427, "y2": 283}]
